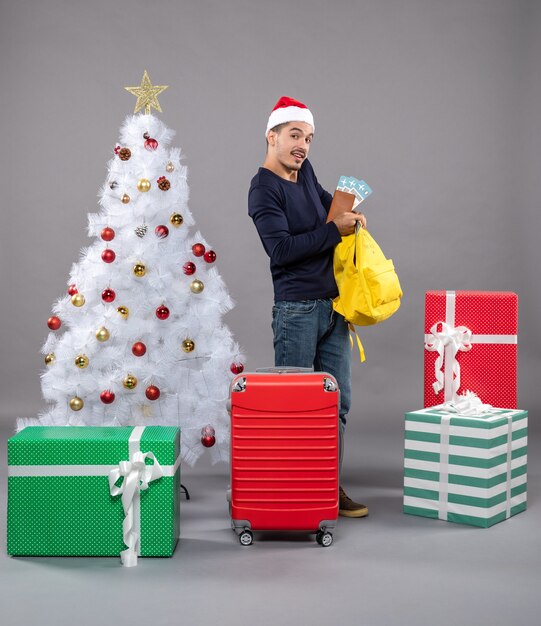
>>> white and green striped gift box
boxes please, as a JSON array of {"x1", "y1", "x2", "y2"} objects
[{"x1": 404, "y1": 407, "x2": 527, "y2": 528}]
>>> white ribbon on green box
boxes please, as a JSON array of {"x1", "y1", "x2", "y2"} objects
[
  {"x1": 435, "y1": 395, "x2": 512, "y2": 521},
  {"x1": 424, "y1": 290, "x2": 517, "y2": 402},
  {"x1": 108, "y1": 426, "x2": 181, "y2": 567},
  {"x1": 438, "y1": 414, "x2": 450, "y2": 521}
]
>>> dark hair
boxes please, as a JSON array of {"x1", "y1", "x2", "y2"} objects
[
  {"x1": 269, "y1": 122, "x2": 287, "y2": 135},
  {"x1": 265, "y1": 122, "x2": 288, "y2": 148}
]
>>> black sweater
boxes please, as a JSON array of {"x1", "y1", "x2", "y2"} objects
[{"x1": 248, "y1": 160, "x2": 341, "y2": 301}]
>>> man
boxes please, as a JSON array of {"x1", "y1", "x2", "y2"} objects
[{"x1": 248, "y1": 96, "x2": 368, "y2": 517}]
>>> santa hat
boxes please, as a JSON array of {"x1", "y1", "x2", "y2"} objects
[{"x1": 265, "y1": 96, "x2": 314, "y2": 136}]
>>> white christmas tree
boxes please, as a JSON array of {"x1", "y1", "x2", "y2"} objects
[{"x1": 19, "y1": 72, "x2": 244, "y2": 465}]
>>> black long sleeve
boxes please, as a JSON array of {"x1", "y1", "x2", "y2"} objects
[{"x1": 248, "y1": 160, "x2": 341, "y2": 301}]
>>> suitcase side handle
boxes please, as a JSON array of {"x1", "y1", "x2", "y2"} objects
[{"x1": 255, "y1": 366, "x2": 314, "y2": 373}]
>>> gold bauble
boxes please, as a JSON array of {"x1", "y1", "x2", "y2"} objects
[
  {"x1": 71, "y1": 293, "x2": 85, "y2": 307},
  {"x1": 170, "y1": 212, "x2": 184, "y2": 227},
  {"x1": 44, "y1": 353, "x2": 55, "y2": 366},
  {"x1": 75, "y1": 354, "x2": 89, "y2": 369},
  {"x1": 133, "y1": 263, "x2": 147, "y2": 277},
  {"x1": 190, "y1": 279, "x2": 204, "y2": 294},
  {"x1": 117, "y1": 306, "x2": 129, "y2": 319},
  {"x1": 182, "y1": 339, "x2": 195, "y2": 353},
  {"x1": 137, "y1": 178, "x2": 151, "y2": 192},
  {"x1": 166, "y1": 162, "x2": 175, "y2": 173},
  {"x1": 121, "y1": 194, "x2": 131, "y2": 204},
  {"x1": 69, "y1": 396, "x2": 84, "y2": 411},
  {"x1": 123, "y1": 374, "x2": 138, "y2": 389},
  {"x1": 96, "y1": 326, "x2": 110, "y2": 342}
]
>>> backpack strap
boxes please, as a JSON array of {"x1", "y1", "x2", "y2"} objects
[{"x1": 348, "y1": 323, "x2": 366, "y2": 362}]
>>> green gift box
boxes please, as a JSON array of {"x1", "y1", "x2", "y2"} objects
[
  {"x1": 404, "y1": 407, "x2": 527, "y2": 528},
  {"x1": 7, "y1": 426, "x2": 180, "y2": 564}
]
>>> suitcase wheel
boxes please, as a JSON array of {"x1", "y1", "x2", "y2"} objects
[
  {"x1": 316, "y1": 531, "x2": 333, "y2": 547},
  {"x1": 239, "y1": 530, "x2": 253, "y2": 546}
]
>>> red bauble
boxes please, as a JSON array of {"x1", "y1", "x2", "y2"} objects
[
  {"x1": 101, "y1": 227, "x2": 115, "y2": 242},
  {"x1": 155, "y1": 225, "x2": 169, "y2": 239},
  {"x1": 201, "y1": 435, "x2": 216, "y2": 448},
  {"x1": 156, "y1": 305, "x2": 170, "y2": 320},
  {"x1": 230, "y1": 362, "x2": 244, "y2": 375},
  {"x1": 47, "y1": 316, "x2": 62, "y2": 331},
  {"x1": 203, "y1": 250, "x2": 216, "y2": 263},
  {"x1": 132, "y1": 342, "x2": 147, "y2": 357},
  {"x1": 101, "y1": 288, "x2": 116, "y2": 303},
  {"x1": 68, "y1": 284, "x2": 78, "y2": 296},
  {"x1": 144, "y1": 137, "x2": 159, "y2": 151},
  {"x1": 201, "y1": 425, "x2": 216, "y2": 448},
  {"x1": 101, "y1": 249, "x2": 116, "y2": 263},
  {"x1": 100, "y1": 390, "x2": 115, "y2": 404},
  {"x1": 145, "y1": 385, "x2": 160, "y2": 401},
  {"x1": 192, "y1": 243, "x2": 206, "y2": 257},
  {"x1": 183, "y1": 261, "x2": 196, "y2": 275}
]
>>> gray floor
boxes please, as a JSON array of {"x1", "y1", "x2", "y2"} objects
[{"x1": 1, "y1": 419, "x2": 539, "y2": 626}]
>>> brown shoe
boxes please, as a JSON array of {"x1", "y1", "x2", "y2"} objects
[{"x1": 339, "y1": 486, "x2": 368, "y2": 518}]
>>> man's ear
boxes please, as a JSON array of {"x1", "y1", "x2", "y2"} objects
[{"x1": 267, "y1": 131, "x2": 276, "y2": 147}]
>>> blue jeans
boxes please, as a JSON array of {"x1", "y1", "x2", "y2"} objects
[{"x1": 272, "y1": 298, "x2": 351, "y2": 466}]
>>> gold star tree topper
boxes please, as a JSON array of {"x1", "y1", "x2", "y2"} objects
[{"x1": 125, "y1": 70, "x2": 168, "y2": 115}]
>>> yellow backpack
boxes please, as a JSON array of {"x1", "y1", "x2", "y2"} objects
[{"x1": 333, "y1": 227, "x2": 402, "y2": 360}]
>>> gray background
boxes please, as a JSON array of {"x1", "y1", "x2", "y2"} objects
[{"x1": 0, "y1": 1, "x2": 540, "y2": 625}]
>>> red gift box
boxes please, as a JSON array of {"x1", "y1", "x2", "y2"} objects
[{"x1": 424, "y1": 291, "x2": 518, "y2": 408}]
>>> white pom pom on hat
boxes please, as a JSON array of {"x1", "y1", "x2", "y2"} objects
[{"x1": 265, "y1": 96, "x2": 314, "y2": 136}]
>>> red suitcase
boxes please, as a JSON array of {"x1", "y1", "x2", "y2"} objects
[{"x1": 228, "y1": 368, "x2": 339, "y2": 546}]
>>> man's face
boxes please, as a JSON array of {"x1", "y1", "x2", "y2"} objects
[{"x1": 268, "y1": 122, "x2": 313, "y2": 172}]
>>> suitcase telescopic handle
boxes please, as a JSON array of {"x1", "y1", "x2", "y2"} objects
[{"x1": 255, "y1": 366, "x2": 314, "y2": 373}]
